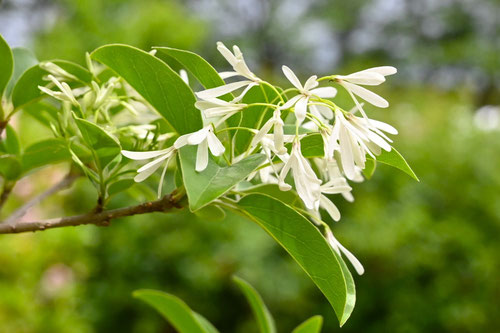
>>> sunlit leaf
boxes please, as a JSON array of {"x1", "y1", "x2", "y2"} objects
[
  {"x1": 368, "y1": 147, "x2": 419, "y2": 181},
  {"x1": 133, "y1": 289, "x2": 207, "y2": 333},
  {"x1": 179, "y1": 145, "x2": 265, "y2": 211},
  {"x1": 0, "y1": 155, "x2": 21, "y2": 180},
  {"x1": 21, "y1": 138, "x2": 70, "y2": 173},
  {"x1": 233, "y1": 276, "x2": 276, "y2": 333},
  {"x1": 1, "y1": 125, "x2": 20, "y2": 155},
  {"x1": 238, "y1": 194, "x2": 356, "y2": 326},
  {"x1": 0, "y1": 34, "x2": 13, "y2": 97},
  {"x1": 6, "y1": 47, "x2": 38, "y2": 96},
  {"x1": 91, "y1": 44, "x2": 202, "y2": 134},
  {"x1": 107, "y1": 178, "x2": 135, "y2": 197},
  {"x1": 292, "y1": 315, "x2": 323, "y2": 333}
]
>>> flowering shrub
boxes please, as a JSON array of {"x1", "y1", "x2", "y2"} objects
[{"x1": 0, "y1": 34, "x2": 417, "y2": 325}]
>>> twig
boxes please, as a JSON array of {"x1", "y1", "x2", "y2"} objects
[
  {"x1": 0, "y1": 182, "x2": 13, "y2": 211},
  {"x1": 2, "y1": 173, "x2": 80, "y2": 225},
  {"x1": 0, "y1": 192, "x2": 184, "y2": 234}
]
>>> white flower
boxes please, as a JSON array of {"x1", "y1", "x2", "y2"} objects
[
  {"x1": 174, "y1": 125, "x2": 225, "y2": 172},
  {"x1": 195, "y1": 98, "x2": 247, "y2": 119},
  {"x1": 330, "y1": 109, "x2": 397, "y2": 180},
  {"x1": 38, "y1": 75, "x2": 79, "y2": 106},
  {"x1": 281, "y1": 65, "x2": 337, "y2": 124},
  {"x1": 179, "y1": 69, "x2": 189, "y2": 84},
  {"x1": 326, "y1": 228, "x2": 364, "y2": 275},
  {"x1": 40, "y1": 62, "x2": 78, "y2": 81},
  {"x1": 336, "y1": 66, "x2": 397, "y2": 119},
  {"x1": 278, "y1": 141, "x2": 321, "y2": 209},
  {"x1": 122, "y1": 147, "x2": 176, "y2": 197},
  {"x1": 196, "y1": 42, "x2": 261, "y2": 101},
  {"x1": 251, "y1": 108, "x2": 286, "y2": 154}
]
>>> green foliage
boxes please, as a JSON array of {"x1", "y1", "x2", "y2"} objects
[
  {"x1": 6, "y1": 48, "x2": 38, "y2": 96},
  {"x1": 238, "y1": 194, "x2": 355, "y2": 326},
  {"x1": 233, "y1": 276, "x2": 277, "y2": 333},
  {"x1": 292, "y1": 316, "x2": 323, "y2": 333},
  {"x1": 179, "y1": 145, "x2": 266, "y2": 211},
  {"x1": 91, "y1": 44, "x2": 203, "y2": 134},
  {"x1": 0, "y1": 34, "x2": 13, "y2": 97}
]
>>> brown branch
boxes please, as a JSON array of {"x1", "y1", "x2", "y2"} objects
[
  {"x1": 0, "y1": 192, "x2": 184, "y2": 234},
  {"x1": 3, "y1": 173, "x2": 80, "y2": 225}
]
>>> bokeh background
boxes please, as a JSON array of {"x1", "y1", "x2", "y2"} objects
[{"x1": 1, "y1": 0, "x2": 499, "y2": 332}]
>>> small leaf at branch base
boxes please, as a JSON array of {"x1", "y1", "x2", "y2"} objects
[
  {"x1": 292, "y1": 315, "x2": 323, "y2": 333},
  {"x1": 133, "y1": 289, "x2": 208, "y2": 333},
  {"x1": 237, "y1": 193, "x2": 356, "y2": 326},
  {"x1": 233, "y1": 276, "x2": 277, "y2": 333},
  {"x1": 74, "y1": 118, "x2": 121, "y2": 169},
  {"x1": 0, "y1": 155, "x2": 21, "y2": 180},
  {"x1": 179, "y1": 145, "x2": 266, "y2": 211}
]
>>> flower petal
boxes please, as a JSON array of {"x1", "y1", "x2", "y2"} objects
[
  {"x1": 310, "y1": 87, "x2": 337, "y2": 98},
  {"x1": 196, "y1": 81, "x2": 252, "y2": 99},
  {"x1": 195, "y1": 139, "x2": 209, "y2": 172},
  {"x1": 207, "y1": 131, "x2": 225, "y2": 156},
  {"x1": 281, "y1": 94, "x2": 302, "y2": 110},
  {"x1": 342, "y1": 81, "x2": 389, "y2": 108},
  {"x1": 218, "y1": 71, "x2": 239, "y2": 79},
  {"x1": 320, "y1": 195, "x2": 341, "y2": 221},
  {"x1": 303, "y1": 75, "x2": 319, "y2": 91},
  {"x1": 294, "y1": 96, "x2": 308, "y2": 124},
  {"x1": 216, "y1": 42, "x2": 238, "y2": 67},
  {"x1": 187, "y1": 127, "x2": 209, "y2": 145},
  {"x1": 282, "y1": 65, "x2": 303, "y2": 90},
  {"x1": 122, "y1": 148, "x2": 172, "y2": 160}
]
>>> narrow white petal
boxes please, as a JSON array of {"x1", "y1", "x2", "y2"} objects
[
  {"x1": 366, "y1": 118, "x2": 398, "y2": 135},
  {"x1": 207, "y1": 131, "x2": 225, "y2": 156},
  {"x1": 134, "y1": 158, "x2": 165, "y2": 182},
  {"x1": 174, "y1": 134, "x2": 190, "y2": 149},
  {"x1": 337, "y1": 240, "x2": 365, "y2": 275},
  {"x1": 122, "y1": 148, "x2": 171, "y2": 160},
  {"x1": 343, "y1": 82, "x2": 389, "y2": 108},
  {"x1": 282, "y1": 65, "x2": 303, "y2": 90},
  {"x1": 251, "y1": 118, "x2": 274, "y2": 147},
  {"x1": 303, "y1": 75, "x2": 319, "y2": 91},
  {"x1": 281, "y1": 94, "x2": 302, "y2": 110},
  {"x1": 187, "y1": 127, "x2": 209, "y2": 145},
  {"x1": 137, "y1": 153, "x2": 170, "y2": 173},
  {"x1": 216, "y1": 42, "x2": 238, "y2": 67},
  {"x1": 320, "y1": 195, "x2": 341, "y2": 221},
  {"x1": 195, "y1": 140, "x2": 209, "y2": 172},
  {"x1": 339, "y1": 124, "x2": 356, "y2": 180},
  {"x1": 361, "y1": 66, "x2": 397, "y2": 76},
  {"x1": 179, "y1": 69, "x2": 189, "y2": 84},
  {"x1": 310, "y1": 87, "x2": 337, "y2": 98},
  {"x1": 294, "y1": 96, "x2": 308, "y2": 124},
  {"x1": 196, "y1": 81, "x2": 251, "y2": 99},
  {"x1": 342, "y1": 72, "x2": 386, "y2": 85},
  {"x1": 218, "y1": 71, "x2": 239, "y2": 79},
  {"x1": 232, "y1": 82, "x2": 258, "y2": 102}
]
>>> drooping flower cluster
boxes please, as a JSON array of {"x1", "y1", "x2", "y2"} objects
[
  {"x1": 119, "y1": 42, "x2": 399, "y2": 275},
  {"x1": 38, "y1": 42, "x2": 399, "y2": 276}
]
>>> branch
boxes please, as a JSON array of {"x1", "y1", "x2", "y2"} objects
[
  {"x1": 0, "y1": 192, "x2": 184, "y2": 234},
  {"x1": 0, "y1": 182, "x2": 14, "y2": 211},
  {"x1": 3, "y1": 173, "x2": 80, "y2": 225}
]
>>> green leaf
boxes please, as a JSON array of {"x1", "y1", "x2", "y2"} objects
[
  {"x1": 368, "y1": 147, "x2": 418, "y2": 181},
  {"x1": 133, "y1": 289, "x2": 207, "y2": 333},
  {"x1": 22, "y1": 102, "x2": 59, "y2": 127},
  {"x1": 91, "y1": 44, "x2": 202, "y2": 134},
  {"x1": 193, "y1": 312, "x2": 220, "y2": 333},
  {"x1": 238, "y1": 194, "x2": 356, "y2": 326},
  {"x1": 0, "y1": 155, "x2": 21, "y2": 180},
  {"x1": 0, "y1": 34, "x2": 13, "y2": 97},
  {"x1": 194, "y1": 204, "x2": 226, "y2": 222},
  {"x1": 107, "y1": 178, "x2": 135, "y2": 197},
  {"x1": 242, "y1": 184, "x2": 300, "y2": 206},
  {"x1": 300, "y1": 134, "x2": 324, "y2": 158},
  {"x1": 1, "y1": 125, "x2": 20, "y2": 155},
  {"x1": 6, "y1": 47, "x2": 38, "y2": 96},
  {"x1": 233, "y1": 276, "x2": 276, "y2": 333},
  {"x1": 179, "y1": 145, "x2": 266, "y2": 211},
  {"x1": 292, "y1": 316, "x2": 323, "y2": 333},
  {"x1": 362, "y1": 158, "x2": 376, "y2": 180},
  {"x1": 154, "y1": 47, "x2": 226, "y2": 90},
  {"x1": 21, "y1": 138, "x2": 70, "y2": 173},
  {"x1": 74, "y1": 118, "x2": 121, "y2": 169},
  {"x1": 11, "y1": 60, "x2": 91, "y2": 110}
]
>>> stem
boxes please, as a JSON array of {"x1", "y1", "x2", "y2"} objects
[
  {"x1": 0, "y1": 182, "x2": 14, "y2": 212},
  {"x1": 0, "y1": 191, "x2": 185, "y2": 234},
  {"x1": 261, "y1": 81, "x2": 285, "y2": 103},
  {"x1": 2, "y1": 173, "x2": 79, "y2": 225}
]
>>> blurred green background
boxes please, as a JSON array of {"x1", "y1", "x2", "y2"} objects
[{"x1": 0, "y1": 0, "x2": 499, "y2": 332}]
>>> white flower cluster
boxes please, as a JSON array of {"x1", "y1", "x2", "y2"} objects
[{"x1": 122, "y1": 42, "x2": 400, "y2": 275}]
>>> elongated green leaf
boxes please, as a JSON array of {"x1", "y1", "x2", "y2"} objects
[
  {"x1": 1, "y1": 125, "x2": 20, "y2": 155},
  {"x1": 154, "y1": 47, "x2": 226, "y2": 89},
  {"x1": 362, "y1": 159, "x2": 376, "y2": 180},
  {"x1": 179, "y1": 145, "x2": 265, "y2": 211},
  {"x1": 233, "y1": 276, "x2": 276, "y2": 333},
  {"x1": 133, "y1": 289, "x2": 207, "y2": 333},
  {"x1": 193, "y1": 312, "x2": 220, "y2": 333},
  {"x1": 12, "y1": 60, "x2": 91, "y2": 110},
  {"x1": 74, "y1": 118, "x2": 121, "y2": 169},
  {"x1": 21, "y1": 138, "x2": 70, "y2": 173},
  {"x1": 194, "y1": 204, "x2": 226, "y2": 222},
  {"x1": 292, "y1": 316, "x2": 323, "y2": 333},
  {"x1": 242, "y1": 184, "x2": 300, "y2": 206},
  {"x1": 107, "y1": 178, "x2": 135, "y2": 197},
  {"x1": 0, "y1": 34, "x2": 13, "y2": 97},
  {"x1": 0, "y1": 155, "x2": 21, "y2": 180},
  {"x1": 368, "y1": 148, "x2": 419, "y2": 181},
  {"x1": 300, "y1": 134, "x2": 324, "y2": 158},
  {"x1": 238, "y1": 194, "x2": 356, "y2": 326},
  {"x1": 91, "y1": 44, "x2": 202, "y2": 134},
  {"x1": 6, "y1": 47, "x2": 38, "y2": 96}
]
